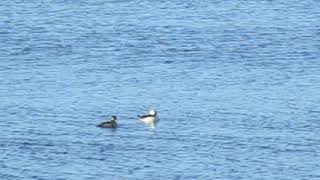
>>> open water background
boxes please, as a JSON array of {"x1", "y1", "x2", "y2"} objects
[{"x1": 0, "y1": 0, "x2": 320, "y2": 179}]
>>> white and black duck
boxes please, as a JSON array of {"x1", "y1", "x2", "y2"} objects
[{"x1": 137, "y1": 109, "x2": 158, "y2": 124}]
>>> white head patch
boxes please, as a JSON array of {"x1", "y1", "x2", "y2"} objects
[{"x1": 148, "y1": 109, "x2": 156, "y2": 116}]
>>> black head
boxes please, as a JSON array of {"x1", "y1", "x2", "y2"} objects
[{"x1": 111, "y1": 115, "x2": 117, "y2": 120}]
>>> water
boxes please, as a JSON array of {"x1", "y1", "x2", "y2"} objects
[{"x1": 1, "y1": 0, "x2": 320, "y2": 179}]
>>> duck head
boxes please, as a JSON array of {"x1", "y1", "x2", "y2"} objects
[
  {"x1": 111, "y1": 115, "x2": 117, "y2": 121},
  {"x1": 148, "y1": 109, "x2": 157, "y2": 116}
]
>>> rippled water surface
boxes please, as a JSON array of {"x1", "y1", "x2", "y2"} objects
[{"x1": 1, "y1": 0, "x2": 320, "y2": 179}]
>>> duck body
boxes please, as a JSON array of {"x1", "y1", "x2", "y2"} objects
[
  {"x1": 138, "y1": 115, "x2": 158, "y2": 123},
  {"x1": 97, "y1": 116, "x2": 117, "y2": 128},
  {"x1": 138, "y1": 109, "x2": 158, "y2": 124}
]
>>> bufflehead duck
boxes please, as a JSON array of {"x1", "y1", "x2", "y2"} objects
[
  {"x1": 97, "y1": 115, "x2": 117, "y2": 128},
  {"x1": 137, "y1": 109, "x2": 158, "y2": 124}
]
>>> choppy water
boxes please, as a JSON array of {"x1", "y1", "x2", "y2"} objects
[{"x1": 1, "y1": 0, "x2": 320, "y2": 179}]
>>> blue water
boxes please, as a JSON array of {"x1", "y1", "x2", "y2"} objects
[{"x1": 1, "y1": 0, "x2": 320, "y2": 179}]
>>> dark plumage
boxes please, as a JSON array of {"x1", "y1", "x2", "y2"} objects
[
  {"x1": 137, "y1": 115, "x2": 152, "y2": 118},
  {"x1": 97, "y1": 115, "x2": 117, "y2": 128}
]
